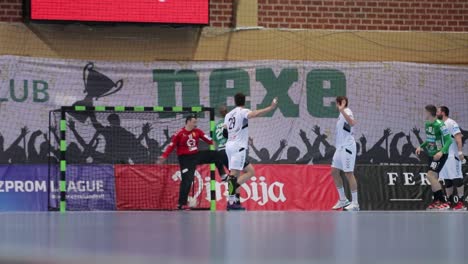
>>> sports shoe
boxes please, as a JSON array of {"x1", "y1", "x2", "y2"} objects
[
  {"x1": 427, "y1": 201, "x2": 439, "y2": 210},
  {"x1": 452, "y1": 201, "x2": 466, "y2": 211},
  {"x1": 177, "y1": 205, "x2": 191, "y2": 211},
  {"x1": 436, "y1": 202, "x2": 451, "y2": 210},
  {"x1": 344, "y1": 203, "x2": 359, "y2": 211},
  {"x1": 227, "y1": 195, "x2": 246, "y2": 211},
  {"x1": 332, "y1": 199, "x2": 351, "y2": 210},
  {"x1": 427, "y1": 201, "x2": 450, "y2": 211},
  {"x1": 227, "y1": 203, "x2": 246, "y2": 211}
]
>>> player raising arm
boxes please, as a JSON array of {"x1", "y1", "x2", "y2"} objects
[
  {"x1": 416, "y1": 105, "x2": 452, "y2": 210},
  {"x1": 437, "y1": 106, "x2": 465, "y2": 210},
  {"x1": 224, "y1": 93, "x2": 278, "y2": 210},
  {"x1": 330, "y1": 96, "x2": 360, "y2": 211},
  {"x1": 158, "y1": 115, "x2": 226, "y2": 210}
]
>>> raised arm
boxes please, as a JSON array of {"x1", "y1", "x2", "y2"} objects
[
  {"x1": 68, "y1": 120, "x2": 89, "y2": 149},
  {"x1": 247, "y1": 97, "x2": 278, "y2": 119},
  {"x1": 8, "y1": 127, "x2": 29, "y2": 151},
  {"x1": 159, "y1": 127, "x2": 171, "y2": 151},
  {"x1": 28, "y1": 130, "x2": 42, "y2": 159},
  {"x1": 89, "y1": 112, "x2": 104, "y2": 131},
  {"x1": 248, "y1": 137, "x2": 263, "y2": 160},
  {"x1": 297, "y1": 130, "x2": 314, "y2": 164},
  {"x1": 270, "y1": 139, "x2": 287, "y2": 161},
  {"x1": 372, "y1": 129, "x2": 392, "y2": 150},
  {"x1": 337, "y1": 101, "x2": 356, "y2": 126},
  {"x1": 138, "y1": 123, "x2": 152, "y2": 143},
  {"x1": 389, "y1": 132, "x2": 405, "y2": 162}
]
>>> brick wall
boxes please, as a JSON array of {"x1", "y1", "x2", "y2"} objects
[
  {"x1": 210, "y1": 0, "x2": 234, "y2": 27},
  {"x1": 0, "y1": 0, "x2": 22, "y2": 22},
  {"x1": 2, "y1": 0, "x2": 467, "y2": 31},
  {"x1": 0, "y1": 0, "x2": 234, "y2": 27},
  {"x1": 258, "y1": 0, "x2": 468, "y2": 31}
]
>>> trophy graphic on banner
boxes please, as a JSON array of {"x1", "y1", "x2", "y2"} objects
[{"x1": 72, "y1": 63, "x2": 124, "y2": 122}]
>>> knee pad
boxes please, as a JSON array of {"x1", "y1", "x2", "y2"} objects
[
  {"x1": 444, "y1": 179, "x2": 454, "y2": 188},
  {"x1": 453, "y1": 178, "x2": 464, "y2": 188}
]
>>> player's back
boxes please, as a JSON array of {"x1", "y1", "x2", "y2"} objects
[{"x1": 224, "y1": 107, "x2": 250, "y2": 148}]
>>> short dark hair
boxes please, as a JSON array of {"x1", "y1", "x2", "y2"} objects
[
  {"x1": 185, "y1": 114, "x2": 197, "y2": 124},
  {"x1": 234, "y1": 93, "x2": 246, "y2": 106},
  {"x1": 439, "y1": 106, "x2": 449, "y2": 117},
  {"x1": 336, "y1": 96, "x2": 348, "y2": 107},
  {"x1": 425, "y1": 105, "x2": 437, "y2": 117}
]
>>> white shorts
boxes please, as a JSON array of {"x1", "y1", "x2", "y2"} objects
[
  {"x1": 331, "y1": 143, "x2": 356, "y2": 173},
  {"x1": 226, "y1": 144, "x2": 247, "y2": 171},
  {"x1": 439, "y1": 155, "x2": 463, "y2": 180}
]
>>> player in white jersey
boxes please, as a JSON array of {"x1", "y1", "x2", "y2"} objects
[
  {"x1": 224, "y1": 93, "x2": 278, "y2": 210},
  {"x1": 437, "y1": 106, "x2": 466, "y2": 210},
  {"x1": 331, "y1": 96, "x2": 359, "y2": 211}
]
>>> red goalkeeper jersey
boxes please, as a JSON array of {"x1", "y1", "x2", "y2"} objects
[{"x1": 161, "y1": 127, "x2": 213, "y2": 158}]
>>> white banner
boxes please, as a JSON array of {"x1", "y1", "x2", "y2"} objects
[{"x1": 0, "y1": 55, "x2": 467, "y2": 164}]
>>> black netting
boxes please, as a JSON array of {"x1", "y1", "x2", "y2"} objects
[{"x1": 49, "y1": 109, "x2": 212, "y2": 211}]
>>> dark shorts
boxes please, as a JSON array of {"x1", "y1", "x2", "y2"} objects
[{"x1": 427, "y1": 154, "x2": 448, "y2": 173}]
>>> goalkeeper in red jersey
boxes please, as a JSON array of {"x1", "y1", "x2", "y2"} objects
[
  {"x1": 415, "y1": 105, "x2": 452, "y2": 210},
  {"x1": 158, "y1": 115, "x2": 226, "y2": 210}
]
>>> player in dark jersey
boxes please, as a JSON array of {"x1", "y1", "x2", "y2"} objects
[
  {"x1": 415, "y1": 105, "x2": 452, "y2": 210},
  {"x1": 158, "y1": 115, "x2": 226, "y2": 210}
]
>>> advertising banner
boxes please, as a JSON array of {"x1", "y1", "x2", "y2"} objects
[
  {"x1": 0, "y1": 55, "x2": 466, "y2": 167},
  {"x1": 49, "y1": 165, "x2": 117, "y2": 211},
  {"x1": 0, "y1": 164, "x2": 115, "y2": 211},
  {"x1": 357, "y1": 165, "x2": 468, "y2": 210},
  {"x1": 0, "y1": 165, "x2": 48, "y2": 211},
  {"x1": 115, "y1": 164, "x2": 336, "y2": 211}
]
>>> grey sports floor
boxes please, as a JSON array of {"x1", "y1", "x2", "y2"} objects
[{"x1": 0, "y1": 211, "x2": 467, "y2": 264}]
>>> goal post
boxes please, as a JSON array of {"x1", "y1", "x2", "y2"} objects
[{"x1": 49, "y1": 105, "x2": 217, "y2": 212}]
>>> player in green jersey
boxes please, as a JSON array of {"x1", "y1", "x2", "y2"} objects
[
  {"x1": 415, "y1": 105, "x2": 452, "y2": 210},
  {"x1": 214, "y1": 106, "x2": 229, "y2": 181}
]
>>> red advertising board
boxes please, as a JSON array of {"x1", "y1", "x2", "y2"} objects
[
  {"x1": 30, "y1": 0, "x2": 209, "y2": 24},
  {"x1": 115, "y1": 164, "x2": 338, "y2": 211}
]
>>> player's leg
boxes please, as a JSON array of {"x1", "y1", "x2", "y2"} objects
[
  {"x1": 177, "y1": 155, "x2": 198, "y2": 210},
  {"x1": 452, "y1": 178, "x2": 465, "y2": 210},
  {"x1": 452, "y1": 157, "x2": 465, "y2": 210},
  {"x1": 237, "y1": 161, "x2": 255, "y2": 185},
  {"x1": 219, "y1": 149, "x2": 229, "y2": 181},
  {"x1": 426, "y1": 154, "x2": 450, "y2": 210},
  {"x1": 197, "y1": 150, "x2": 228, "y2": 181},
  {"x1": 342, "y1": 144, "x2": 359, "y2": 211},
  {"x1": 226, "y1": 147, "x2": 248, "y2": 210},
  {"x1": 331, "y1": 147, "x2": 350, "y2": 210}
]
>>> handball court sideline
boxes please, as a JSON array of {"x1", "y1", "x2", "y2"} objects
[{"x1": 0, "y1": 211, "x2": 467, "y2": 264}]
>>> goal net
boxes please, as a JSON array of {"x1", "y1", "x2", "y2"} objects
[{"x1": 48, "y1": 106, "x2": 216, "y2": 211}]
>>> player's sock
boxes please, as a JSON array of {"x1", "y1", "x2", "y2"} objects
[
  {"x1": 433, "y1": 190, "x2": 445, "y2": 202},
  {"x1": 351, "y1": 191, "x2": 358, "y2": 205},
  {"x1": 228, "y1": 176, "x2": 240, "y2": 196},
  {"x1": 221, "y1": 174, "x2": 228, "y2": 181},
  {"x1": 235, "y1": 193, "x2": 241, "y2": 204},
  {"x1": 337, "y1": 186, "x2": 346, "y2": 201}
]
